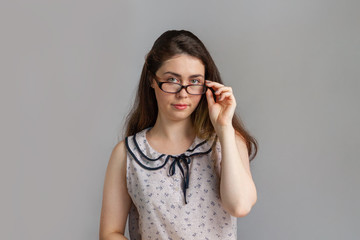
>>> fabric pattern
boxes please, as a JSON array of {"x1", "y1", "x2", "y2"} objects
[{"x1": 125, "y1": 128, "x2": 237, "y2": 239}]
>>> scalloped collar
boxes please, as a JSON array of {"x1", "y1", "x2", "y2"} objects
[{"x1": 131, "y1": 127, "x2": 215, "y2": 159}]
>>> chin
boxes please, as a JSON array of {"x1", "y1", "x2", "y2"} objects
[{"x1": 167, "y1": 111, "x2": 194, "y2": 122}]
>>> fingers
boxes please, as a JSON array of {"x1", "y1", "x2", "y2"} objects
[
  {"x1": 205, "y1": 80, "x2": 228, "y2": 88},
  {"x1": 218, "y1": 91, "x2": 233, "y2": 102},
  {"x1": 206, "y1": 88, "x2": 216, "y2": 106},
  {"x1": 205, "y1": 80, "x2": 234, "y2": 103},
  {"x1": 206, "y1": 80, "x2": 232, "y2": 94}
]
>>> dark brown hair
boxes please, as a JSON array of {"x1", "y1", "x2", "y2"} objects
[{"x1": 124, "y1": 30, "x2": 258, "y2": 161}]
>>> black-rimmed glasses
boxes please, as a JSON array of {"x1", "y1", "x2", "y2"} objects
[{"x1": 156, "y1": 81, "x2": 207, "y2": 95}]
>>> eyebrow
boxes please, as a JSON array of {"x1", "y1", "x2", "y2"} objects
[{"x1": 163, "y1": 71, "x2": 204, "y2": 79}]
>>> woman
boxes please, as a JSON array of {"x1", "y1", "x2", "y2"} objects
[{"x1": 99, "y1": 30, "x2": 258, "y2": 240}]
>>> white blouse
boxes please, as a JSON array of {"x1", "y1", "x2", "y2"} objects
[{"x1": 125, "y1": 128, "x2": 237, "y2": 239}]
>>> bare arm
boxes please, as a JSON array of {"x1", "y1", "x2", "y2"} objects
[
  {"x1": 99, "y1": 141, "x2": 132, "y2": 240},
  {"x1": 217, "y1": 127, "x2": 257, "y2": 217},
  {"x1": 205, "y1": 80, "x2": 257, "y2": 217}
]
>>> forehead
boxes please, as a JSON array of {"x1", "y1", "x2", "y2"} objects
[{"x1": 157, "y1": 54, "x2": 205, "y2": 76}]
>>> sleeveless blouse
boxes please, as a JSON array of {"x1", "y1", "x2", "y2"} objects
[{"x1": 125, "y1": 128, "x2": 237, "y2": 239}]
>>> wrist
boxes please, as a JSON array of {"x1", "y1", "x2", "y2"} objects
[{"x1": 215, "y1": 125, "x2": 235, "y2": 139}]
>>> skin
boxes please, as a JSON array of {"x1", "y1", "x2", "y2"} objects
[{"x1": 99, "y1": 54, "x2": 257, "y2": 240}]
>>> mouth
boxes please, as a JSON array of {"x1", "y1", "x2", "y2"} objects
[{"x1": 172, "y1": 104, "x2": 189, "y2": 110}]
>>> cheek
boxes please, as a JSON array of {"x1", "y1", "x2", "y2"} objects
[
  {"x1": 192, "y1": 96, "x2": 203, "y2": 106},
  {"x1": 154, "y1": 88, "x2": 170, "y2": 105}
]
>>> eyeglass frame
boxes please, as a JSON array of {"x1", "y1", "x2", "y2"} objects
[{"x1": 154, "y1": 77, "x2": 207, "y2": 95}]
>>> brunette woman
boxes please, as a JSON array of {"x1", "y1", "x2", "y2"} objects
[{"x1": 100, "y1": 30, "x2": 258, "y2": 240}]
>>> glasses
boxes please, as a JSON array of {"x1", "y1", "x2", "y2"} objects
[{"x1": 155, "y1": 80, "x2": 207, "y2": 95}]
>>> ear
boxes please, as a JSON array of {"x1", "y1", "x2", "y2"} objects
[{"x1": 150, "y1": 78, "x2": 156, "y2": 88}]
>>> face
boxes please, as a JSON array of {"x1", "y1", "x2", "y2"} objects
[{"x1": 151, "y1": 54, "x2": 205, "y2": 122}]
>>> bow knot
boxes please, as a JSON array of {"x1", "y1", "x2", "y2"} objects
[{"x1": 168, "y1": 154, "x2": 191, "y2": 204}]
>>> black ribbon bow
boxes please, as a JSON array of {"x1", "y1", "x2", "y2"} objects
[{"x1": 168, "y1": 154, "x2": 191, "y2": 204}]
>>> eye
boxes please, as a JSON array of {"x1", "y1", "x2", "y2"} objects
[
  {"x1": 190, "y1": 79, "x2": 201, "y2": 85},
  {"x1": 167, "y1": 77, "x2": 179, "y2": 83}
]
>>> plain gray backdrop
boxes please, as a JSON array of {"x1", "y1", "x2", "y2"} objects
[{"x1": 1, "y1": 0, "x2": 359, "y2": 239}]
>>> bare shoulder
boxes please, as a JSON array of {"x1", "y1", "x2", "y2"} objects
[
  {"x1": 105, "y1": 139, "x2": 129, "y2": 192},
  {"x1": 111, "y1": 140, "x2": 127, "y2": 162}
]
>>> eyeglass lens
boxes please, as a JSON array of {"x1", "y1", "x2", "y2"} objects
[{"x1": 161, "y1": 83, "x2": 205, "y2": 94}]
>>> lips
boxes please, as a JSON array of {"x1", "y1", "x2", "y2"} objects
[{"x1": 172, "y1": 104, "x2": 189, "y2": 110}]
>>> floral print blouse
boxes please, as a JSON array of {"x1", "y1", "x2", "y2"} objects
[{"x1": 125, "y1": 128, "x2": 237, "y2": 239}]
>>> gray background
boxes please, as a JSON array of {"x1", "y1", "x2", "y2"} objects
[{"x1": 1, "y1": 0, "x2": 359, "y2": 239}]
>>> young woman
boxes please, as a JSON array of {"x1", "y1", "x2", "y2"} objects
[{"x1": 99, "y1": 30, "x2": 258, "y2": 240}]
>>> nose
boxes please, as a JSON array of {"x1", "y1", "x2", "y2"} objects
[{"x1": 176, "y1": 86, "x2": 188, "y2": 98}]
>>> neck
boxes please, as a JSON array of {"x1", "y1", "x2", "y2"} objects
[{"x1": 149, "y1": 115, "x2": 195, "y2": 142}]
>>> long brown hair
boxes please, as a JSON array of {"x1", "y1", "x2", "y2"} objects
[{"x1": 124, "y1": 30, "x2": 258, "y2": 161}]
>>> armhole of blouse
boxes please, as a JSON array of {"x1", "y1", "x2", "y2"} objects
[{"x1": 124, "y1": 137, "x2": 131, "y2": 195}]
